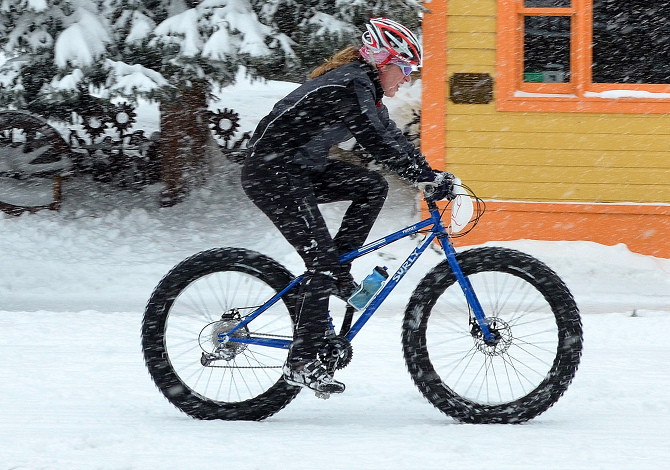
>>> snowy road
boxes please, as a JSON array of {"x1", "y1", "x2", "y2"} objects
[{"x1": 1, "y1": 309, "x2": 668, "y2": 469}]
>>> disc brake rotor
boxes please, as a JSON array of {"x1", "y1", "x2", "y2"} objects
[{"x1": 471, "y1": 317, "x2": 513, "y2": 356}]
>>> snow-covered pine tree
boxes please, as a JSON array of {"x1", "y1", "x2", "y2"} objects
[
  {"x1": 0, "y1": 0, "x2": 293, "y2": 205},
  {"x1": 0, "y1": 0, "x2": 111, "y2": 118},
  {"x1": 118, "y1": 0, "x2": 295, "y2": 204},
  {"x1": 251, "y1": 0, "x2": 423, "y2": 82},
  {"x1": 0, "y1": 1, "x2": 423, "y2": 206}
]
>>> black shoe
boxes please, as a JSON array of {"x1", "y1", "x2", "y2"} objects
[{"x1": 283, "y1": 359, "x2": 346, "y2": 395}]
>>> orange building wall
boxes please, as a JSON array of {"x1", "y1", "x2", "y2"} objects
[{"x1": 421, "y1": 0, "x2": 670, "y2": 259}]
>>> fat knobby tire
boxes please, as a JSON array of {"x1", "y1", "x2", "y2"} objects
[
  {"x1": 402, "y1": 247, "x2": 583, "y2": 424},
  {"x1": 141, "y1": 247, "x2": 301, "y2": 420}
]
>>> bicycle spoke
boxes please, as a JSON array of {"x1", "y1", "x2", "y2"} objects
[
  {"x1": 162, "y1": 268, "x2": 293, "y2": 405},
  {"x1": 424, "y1": 268, "x2": 560, "y2": 405},
  {"x1": 141, "y1": 248, "x2": 304, "y2": 419}
]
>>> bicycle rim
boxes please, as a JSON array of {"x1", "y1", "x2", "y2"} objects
[
  {"x1": 163, "y1": 270, "x2": 293, "y2": 404},
  {"x1": 426, "y1": 269, "x2": 561, "y2": 405}
]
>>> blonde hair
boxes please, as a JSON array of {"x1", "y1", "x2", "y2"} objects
[{"x1": 310, "y1": 46, "x2": 361, "y2": 79}]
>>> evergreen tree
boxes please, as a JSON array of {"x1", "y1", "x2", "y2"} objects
[
  {"x1": 252, "y1": 0, "x2": 423, "y2": 81},
  {"x1": 0, "y1": 0, "x2": 293, "y2": 112},
  {"x1": 0, "y1": 0, "x2": 293, "y2": 204},
  {"x1": 0, "y1": 1, "x2": 423, "y2": 205},
  {"x1": 0, "y1": 0, "x2": 111, "y2": 116}
]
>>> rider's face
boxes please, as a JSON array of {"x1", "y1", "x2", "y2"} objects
[{"x1": 379, "y1": 63, "x2": 411, "y2": 97}]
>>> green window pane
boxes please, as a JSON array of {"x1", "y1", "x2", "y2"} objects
[{"x1": 524, "y1": 16, "x2": 571, "y2": 83}]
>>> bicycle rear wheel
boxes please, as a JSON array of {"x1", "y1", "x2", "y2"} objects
[
  {"x1": 403, "y1": 247, "x2": 582, "y2": 423},
  {"x1": 142, "y1": 247, "x2": 300, "y2": 420}
]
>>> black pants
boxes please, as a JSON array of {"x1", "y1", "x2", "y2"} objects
[{"x1": 241, "y1": 157, "x2": 388, "y2": 363}]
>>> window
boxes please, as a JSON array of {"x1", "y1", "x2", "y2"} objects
[
  {"x1": 497, "y1": 0, "x2": 670, "y2": 113},
  {"x1": 524, "y1": 15, "x2": 571, "y2": 84},
  {"x1": 592, "y1": 1, "x2": 670, "y2": 84}
]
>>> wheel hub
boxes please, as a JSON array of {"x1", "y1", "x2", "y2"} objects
[
  {"x1": 471, "y1": 317, "x2": 513, "y2": 356},
  {"x1": 199, "y1": 310, "x2": 249, "y2": 364}
]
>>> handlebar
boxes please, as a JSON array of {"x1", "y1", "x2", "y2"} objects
[{"x1": 422, "y1": 178, "x2": 486, "y2": 237}]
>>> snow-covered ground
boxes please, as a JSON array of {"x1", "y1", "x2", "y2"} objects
[{"x1": 1, "y1": 76, "x2": 670, "y2": 469}]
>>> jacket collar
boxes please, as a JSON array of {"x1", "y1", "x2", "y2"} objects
[{"x1": 359, "y1": 59, "x2": 384, "y2": 103}]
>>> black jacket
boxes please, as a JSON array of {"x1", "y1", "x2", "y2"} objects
[{"x1": 247, "y1": 59, "x2": 431, "y2": 182}]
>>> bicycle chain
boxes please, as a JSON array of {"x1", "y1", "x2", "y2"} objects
[
  {"x1": 202, "y1": 330, "x2": 292, "y2": 369},
  {"x1": 206, "y1": 364, "x2": 283, "y2": 369}
]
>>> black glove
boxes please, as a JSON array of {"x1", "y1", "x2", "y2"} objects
[{"x1": 417, "y1": 170, "x2": 456, "y2": 201}]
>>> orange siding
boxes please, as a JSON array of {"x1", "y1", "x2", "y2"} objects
[
  {"x1": 421, "y1": 0, "x2": 670, "y2": 258},
  {"x1": 420, "y1": 0, "x2": 447, "y2": 168},
  {"x1": 452, "y1": 202, "x2": 670, "y2": 260}
]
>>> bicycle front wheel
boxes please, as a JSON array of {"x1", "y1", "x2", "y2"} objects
[
  {"x1": 142, "y1": 247, "x2": 300, "y2": 420},
  {"x1": 403, "y1": 247, "x2": 583, "y2": 424}
]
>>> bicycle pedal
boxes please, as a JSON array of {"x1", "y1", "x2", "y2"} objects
[{"x1": 314, "y1": 391, "x2": 331, "y2": 400}]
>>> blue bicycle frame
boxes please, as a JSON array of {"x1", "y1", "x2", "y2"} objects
[{"x1": 220, "y1": 203, "x2": 495, "y2": 348}]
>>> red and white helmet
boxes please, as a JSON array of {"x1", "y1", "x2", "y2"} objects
[{"x1": 362, "y1": 18, "x2": 422, "y2": 66}]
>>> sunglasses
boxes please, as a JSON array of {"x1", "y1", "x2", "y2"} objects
[
  {"x1": 390, "y1": 61, "x2": 414, "y2": 76},
  {"x1": 379, "y1": 55, "x2": 415, "y2": 76},
  {"x1": 396, "y1": 64, "x2": 412, "y2": 77}
]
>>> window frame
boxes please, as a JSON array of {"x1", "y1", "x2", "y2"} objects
[{"x1": 497, "y1": 0, "x2": 670, "y2": 113}]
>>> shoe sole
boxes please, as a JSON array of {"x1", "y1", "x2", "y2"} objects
[{"x1": 283, "y1": 376, "x2": 345, "y2": 394}]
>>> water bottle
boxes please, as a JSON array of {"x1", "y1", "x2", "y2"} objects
[{"x1": 347, "y1": 266, "x2": 389, "y2": 310}]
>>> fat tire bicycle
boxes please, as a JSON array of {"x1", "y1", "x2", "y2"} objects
[{"x1": 141, "y1": 182, "x2": 583, "y2": 423}]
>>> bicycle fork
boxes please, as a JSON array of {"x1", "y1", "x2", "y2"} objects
[{"x1": 431, "y1": 207, "x2": 496, "y2": 343}]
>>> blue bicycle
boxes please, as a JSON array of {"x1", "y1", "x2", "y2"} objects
[{"x1": 141, "y1": 182, "x2": 583, "y2": 423}]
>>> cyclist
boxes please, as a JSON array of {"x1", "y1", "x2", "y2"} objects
[{"x1": 241, "y1": 18, "x2": 454, "y2": 395}]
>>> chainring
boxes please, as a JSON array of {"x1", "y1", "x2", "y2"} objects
[
  {"x1": 319, "y1": 334, "x2": 353, "y2": 372},
  {"x1": 80, "y1": 111, "x2": 110, "y2": 140}
]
